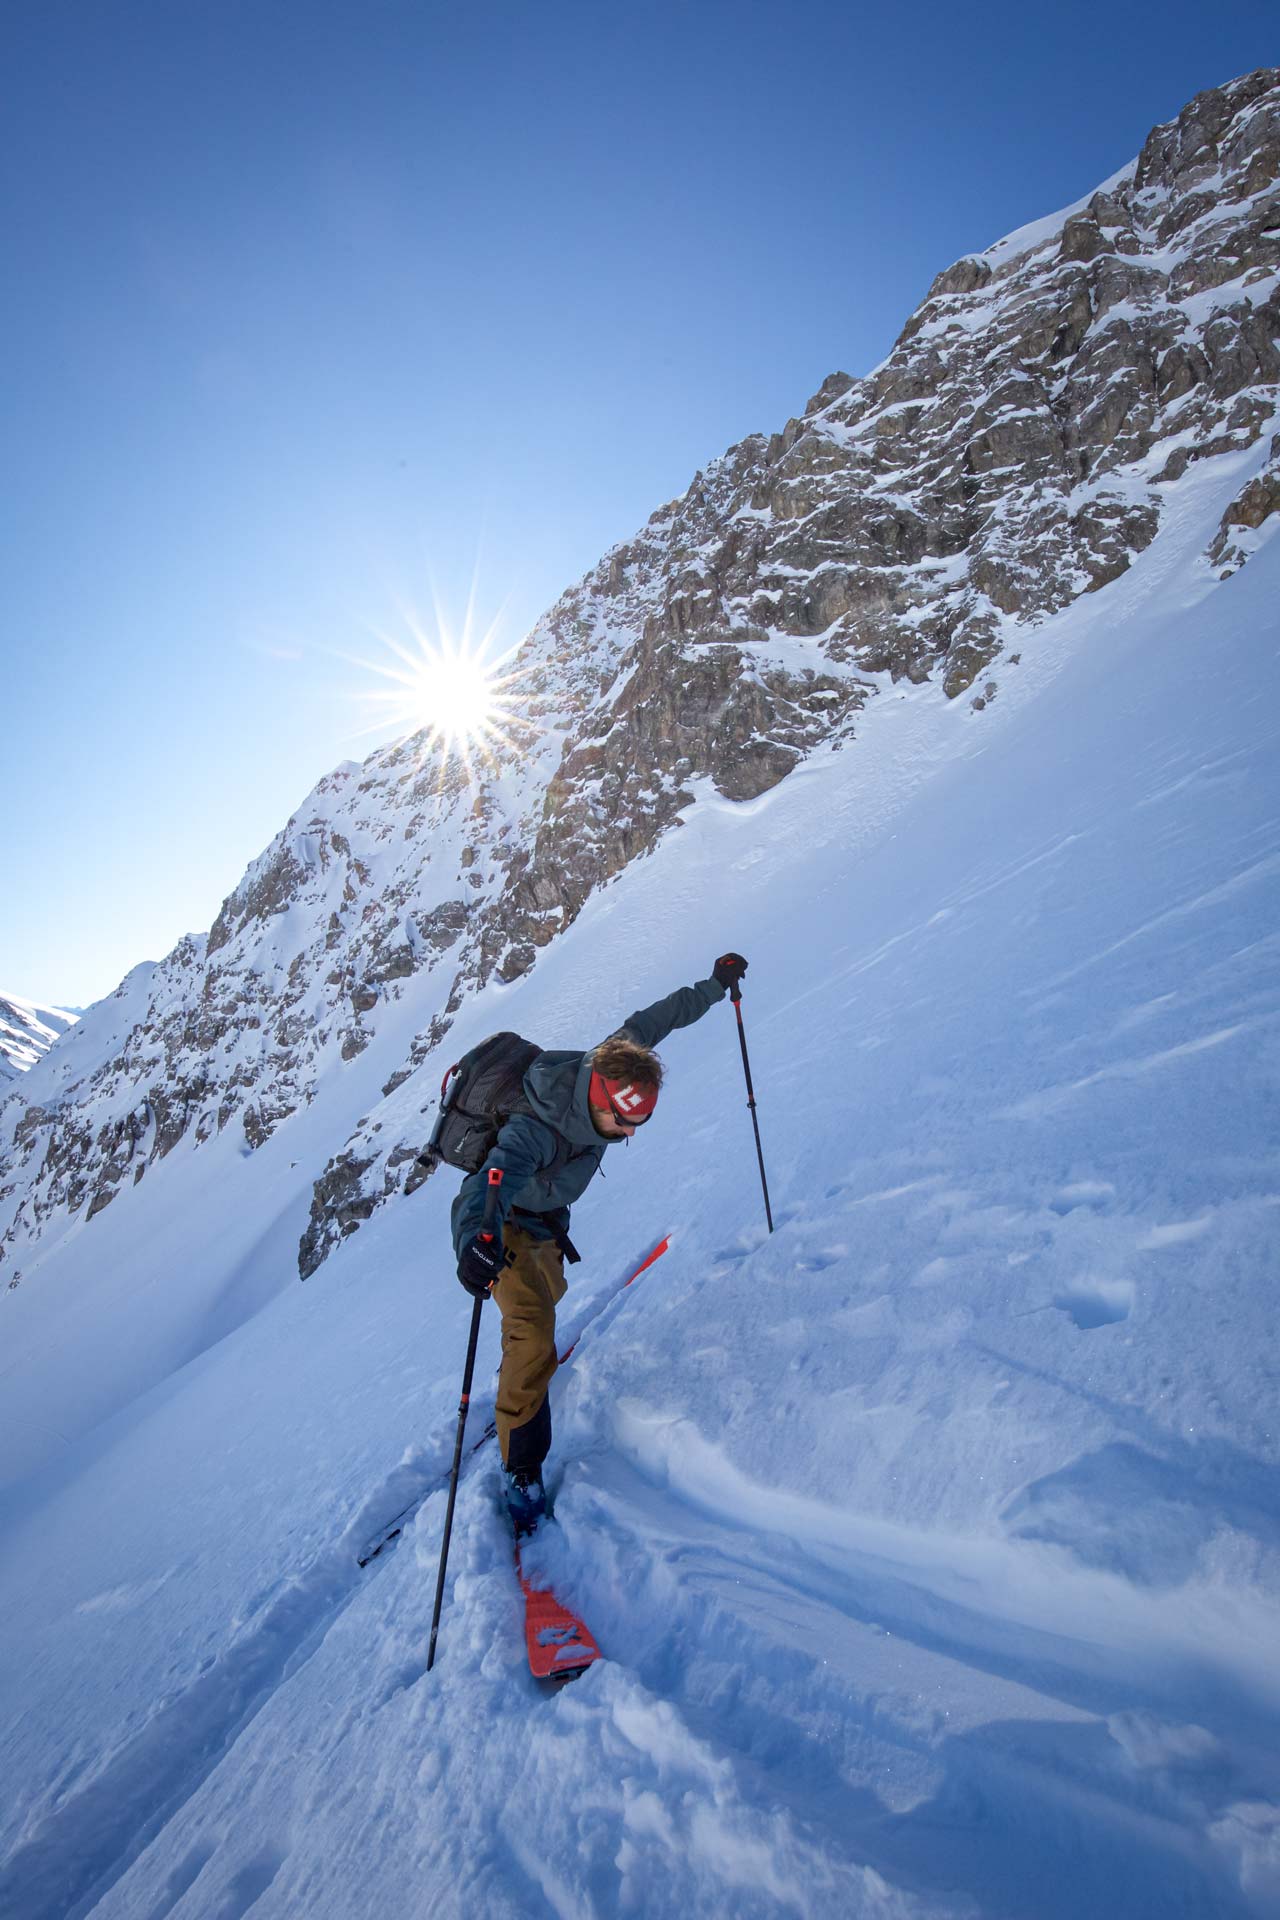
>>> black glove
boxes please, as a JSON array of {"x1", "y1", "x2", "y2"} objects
[
  {"x1": 712, "y1": 952, "x2": 748, "y2": 994},
  {"x1": 457, "y1": 1232, "x2": 503, "y2": 1298}
]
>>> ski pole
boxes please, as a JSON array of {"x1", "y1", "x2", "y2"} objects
[
  {"x1": 427, "y1": 1167, "x2": 503, "y2": 1671},
  {"x1": 728, "y1": 981, "x2": 774, "y2": 1233}
]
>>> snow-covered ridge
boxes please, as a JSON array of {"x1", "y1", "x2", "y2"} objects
[
  {"x1": 0, "y1": 991, "x2": 78, "y2": 1085},
  {"x1": 0, "y1": 68, "x2": 1277, "y2": 1294}
]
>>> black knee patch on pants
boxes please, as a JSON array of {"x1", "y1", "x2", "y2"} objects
[{"x1": 506, "y1": 1395, "x2": 551, "y2": 1473}]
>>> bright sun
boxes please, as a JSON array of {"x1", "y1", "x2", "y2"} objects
[
  {"x1": 345, "y1": 608, "x2": 526, "y2": 773},
  {"x1": 401, "y1": 639, "x2": 498, "y2": 746}
]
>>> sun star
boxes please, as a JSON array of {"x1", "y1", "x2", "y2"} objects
[
  {"x1": 343, "y1": 604, "x2": 530, "y2": 780},
  {"x1": 398, "y1": 636, "x2": 500, "y2": 750}
]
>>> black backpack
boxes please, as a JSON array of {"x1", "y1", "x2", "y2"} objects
[{"x1": 419, "y1": 1031, "x2": 544, "y2": 1175}]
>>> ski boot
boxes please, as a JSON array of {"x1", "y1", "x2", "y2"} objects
[{"x1": 503, "y1": 1465, "x2": 547, "y2": 1538}]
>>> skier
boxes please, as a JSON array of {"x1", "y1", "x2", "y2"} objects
[{"x1": 453, "y1": 953, "x2": 748, "y2": 1532}]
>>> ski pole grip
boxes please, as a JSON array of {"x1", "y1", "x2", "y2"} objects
[{"x1": 480, "y1": 1166, "x2": 504, "y2": 1241}]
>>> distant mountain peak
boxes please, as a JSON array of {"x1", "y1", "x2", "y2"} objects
[{"x1": 0, "y1": 992, "x2": 78, "y2": 1087}]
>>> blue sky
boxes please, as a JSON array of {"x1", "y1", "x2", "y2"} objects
[{"x1": 3, "y1": 0, "x2": 1275, "y2": 1008}]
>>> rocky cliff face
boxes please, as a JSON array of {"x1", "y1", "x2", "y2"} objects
[{"x1": 2, "y1": 69, "x2": 1277, "y2": 1292}]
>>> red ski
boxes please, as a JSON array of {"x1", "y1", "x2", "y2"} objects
[
  {"x1": 556, "y1": 1234, "x2": 669, "y2": 1366},
  {"x1": 517, "y1": 1551, "x2": 602, "y2": 1682}
]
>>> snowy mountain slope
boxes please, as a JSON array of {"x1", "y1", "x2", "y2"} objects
[
  {"x1": 0, "y1": 435, "x2": 1277, "y2": 1916},
  {"x1": 0, "y1": 990, "x2": 78, "y2": 1085},
  {"x1": 1, "y1": 69, "x2": 1276, "y2": 1297}
]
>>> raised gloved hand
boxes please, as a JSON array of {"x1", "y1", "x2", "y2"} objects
[
  {"x1": 457, "y1": 1232, "x2": 504, "y2": 1298},
  {"x1": 712, "y1": 952, "x2": 748, "y2": 995}
]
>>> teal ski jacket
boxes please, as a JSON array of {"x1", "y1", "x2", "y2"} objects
[{"x1": 450, "y1": 976, "x2": 726, "y2": 1257}]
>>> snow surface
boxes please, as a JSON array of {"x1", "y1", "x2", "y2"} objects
[{"x1": 1, "y1": 445, "x2": 1279, "y2": 1917}]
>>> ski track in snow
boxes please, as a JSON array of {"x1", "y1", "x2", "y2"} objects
[{"x1": 1, "y1": 457, "x2": 1279, "y2": 1915}]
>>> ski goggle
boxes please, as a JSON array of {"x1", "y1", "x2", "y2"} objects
[{"x1": 588, "y1": 1070, "x2": 659, "y2": 1127}]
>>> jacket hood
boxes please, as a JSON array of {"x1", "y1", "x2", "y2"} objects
[{"x1": 522, "y1": 1048, "x2": 611, "y2": 1151}]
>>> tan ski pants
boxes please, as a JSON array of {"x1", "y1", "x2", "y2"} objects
[{"x1": 492, "y1": 1222, "x2": 567, "y2": 1466}]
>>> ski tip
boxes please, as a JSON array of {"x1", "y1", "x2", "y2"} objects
[
  {"x1": 624, "y1": 1235, "x2": 671, "y2": 1285},
  {"x1": 531, "y1": 1643, "x2": 602, "y2": 1683},
  {"x1": 356, "y1": 1521, "x2": 402, "y2": 1568},
  {"x1": 542, "y1": 1659, "x2": 598, "y2": 1685}
]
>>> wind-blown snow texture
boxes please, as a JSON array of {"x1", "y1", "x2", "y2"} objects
[
  {"x1": 0, "y1": 415, "x2": 1278, "y2": 1918},
  {"x1": 3, "y1": 72, "x2": 1280, "y2": 1920}
]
